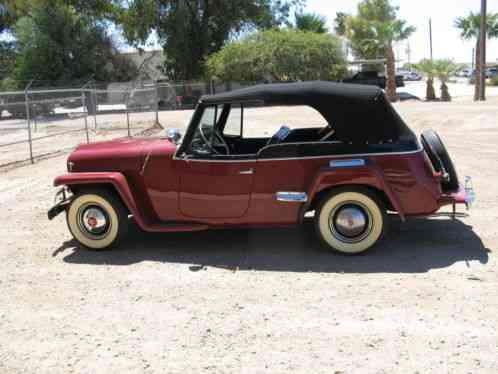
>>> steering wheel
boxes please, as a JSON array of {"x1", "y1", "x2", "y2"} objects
[{"x1": 199, "y1": 124, "x2": 230, "y2": 155}]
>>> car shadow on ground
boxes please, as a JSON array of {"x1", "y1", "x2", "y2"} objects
[{"x1": 54, "y1": 217, "x2": 490, "y2": 274}]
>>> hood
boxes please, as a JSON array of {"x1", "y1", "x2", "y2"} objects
[{"x1": 68, "y1": 137, "x2": 176, "y2": 173}]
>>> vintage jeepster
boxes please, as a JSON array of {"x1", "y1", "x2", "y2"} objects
[{"x1": 48, "y1": 81, "x2": 474, "y2": 254}]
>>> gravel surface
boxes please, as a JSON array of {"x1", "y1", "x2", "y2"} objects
[{"x1": 0, "y1": 97, "x2": 497, "y2": 373}]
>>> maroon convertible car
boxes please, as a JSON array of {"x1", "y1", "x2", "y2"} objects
[{"x1": 49, "y1": 81, "x2": 475, "y2": 254}]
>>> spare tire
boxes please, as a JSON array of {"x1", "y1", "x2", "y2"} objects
[{"x1": 421, "y1": 130, "x2": 459, "y2": 192}]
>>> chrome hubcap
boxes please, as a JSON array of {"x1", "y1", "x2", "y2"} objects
[
  {"x1": 329, "y1": 202, "x2": 373, "y2": 244},
  {"x1": 77, "y1": 204, "x2": 111, "y2": 239},
  {"x1": 334, "y1": 207, "x2": 367, "y2": 237}
]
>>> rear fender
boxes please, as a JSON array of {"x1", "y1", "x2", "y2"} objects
[
  {"x1": 304, "y1": 162, "x2": 405, "y2": 221},
  {"x1": 54, "y1": 172, "x2": 148, "y2": 230}
]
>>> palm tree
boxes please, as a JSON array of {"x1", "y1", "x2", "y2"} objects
[
  {"x1": 346, "y1": 1, "x2": 415, "y2": 102},
  {"x1": 415, "y1": 59, "x2": 437, "y2": 101},
  {"x1": 349, "y1": 18, "x2": 415, "y2": 102},
  {"x1": 455, "y1": 12, "x2": 498, "y2": 101},
  {"x1": 434, "y1": 59, "x2": 457, "y2": 101},
  {"x1": 295, "y1": 12, "x2": 328, "y2": 34},
  {"x1": 377, "y1": 20, "x2": 415, "y2": 102}
]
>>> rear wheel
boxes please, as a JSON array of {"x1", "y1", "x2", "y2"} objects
[
  {"x1": 66, "y1": 190, "x2": 129, "y2": 250},
  {"x1": 315, "y1": 188, "x2": 386, "y2": 255}
]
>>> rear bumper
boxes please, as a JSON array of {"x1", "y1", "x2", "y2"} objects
[{"x1": 438, "y1": 176, "x2": 476, "y2": 210}]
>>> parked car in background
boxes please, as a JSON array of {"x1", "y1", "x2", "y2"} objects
[
  {"x1": 48, "y1": 81, "x2": 474, "y2": 255},
  {"x1": 397, "y1": 70, "x2": 422, "y2": 81},
  {"x1": 486, "y1": 67, "x2": 497, "y2": 78},
  {"x1": 456, "y1": 68, "x2": 473, "y2": 78},
  {"x1": 343, "y1": 71, "x2": 404, "y2": 89},
  {"x1": 0, "y1": 95, "x2": 55, "y2": 119}
]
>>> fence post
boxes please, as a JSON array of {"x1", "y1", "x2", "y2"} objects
[
  {"x1": 154, "y1": 80, "x2": 159, "y2": 127},
  {"x1": 81, "y1": 91, "x2": 90, "y2": 144},
  {"x1": 125, "y1": 85, "x2": 131, "y2": 137},
  {"x1": 24, "y1": 80, "x2": 34, "y2": 164},
  {"x1": 93, "y1": 82, "x2": 98, "y2": 130}
]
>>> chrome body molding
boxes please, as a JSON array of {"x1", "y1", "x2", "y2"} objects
[
  {"x1": 173, "y1": 147, "x2": 423, "y2": 163},
  {"x1": 329, "y1": 159, "x2": 366, "y2": 168},
  {"x1": 276, "y1": 192, "x2": 308, "y2": 203}
]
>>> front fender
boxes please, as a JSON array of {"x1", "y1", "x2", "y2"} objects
[
  {"x1": 304, "y1": 162, "x2": 405, "y2": 221},
  {"x1": 53, "y1": 172, "x2": 147, "y2": 229}
]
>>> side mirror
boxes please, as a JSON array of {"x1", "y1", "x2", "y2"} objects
[{"x1": 166, "y1": 128, "x2": 182, "y2": 144}]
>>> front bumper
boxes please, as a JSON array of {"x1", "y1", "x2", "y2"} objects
[{"x1": 47, "y1": 187, "x2": 72, "y2": 220}]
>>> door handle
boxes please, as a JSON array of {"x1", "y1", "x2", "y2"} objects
[{"x1": 239, "y1": 168, "x2": 254, "y2": 175}]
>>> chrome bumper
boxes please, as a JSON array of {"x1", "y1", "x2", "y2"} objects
[
  {"x1": 464, "y1": 176, "x2": 476, "y2": 209},
  {"x1": 47, "y1": 187, "x2": 72, "y2": 220}
]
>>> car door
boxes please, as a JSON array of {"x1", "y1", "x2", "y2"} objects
[
  {"x1": 176, "y1": 105, "x2": 255, "y2": 219},
  {"x1": 177, "y1": 157, "x2": 255, "y2": 219}
]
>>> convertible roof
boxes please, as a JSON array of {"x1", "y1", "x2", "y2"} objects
[
  {"x1": 201, "y1": 81, "x2": 383, "y2": 105},
  {"x1": 200, "y1": 81, "x2": 416, "y2": 143}
]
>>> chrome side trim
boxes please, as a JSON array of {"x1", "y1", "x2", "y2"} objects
[
  {"x1": 172, "y1": 147, "x2": 423, "y2": 163},
  {"x1": 256, "y1": 140, "x2": 420, "y2": 158},
  {"x1": 329, "y1": 159, "x2": 366, "y2": 168},
  {"x1": 276, "y1": 192, "x2": 308, "y2": 202},
  {"x1": 239, "y1": 168, "x2": 254, "y2": 175},
  {"x1": 257, "y1": 147, "x2": 423, "y2": 162}
]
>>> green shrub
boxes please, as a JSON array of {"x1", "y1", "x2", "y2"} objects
[
  {"x1": 206, "y1": 29, "x2": 347, "y2": 82},
  {"x1": 488, "y1": 75, "x2": 498, "y2": 86}
]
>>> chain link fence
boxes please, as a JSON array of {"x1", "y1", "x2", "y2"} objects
[{"x1": 0, "y1": 80, "x2": 257, "y2": 168}]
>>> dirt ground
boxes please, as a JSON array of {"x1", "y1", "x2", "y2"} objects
[{"x1": 0, "y1": 97, "x2": 497, "y2": 373}]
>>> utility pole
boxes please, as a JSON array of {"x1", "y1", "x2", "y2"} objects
[
  {"x1": 406, "y1": 40, "x2": 411, "y2": 70},
  {"x1": 429, "y1": 18, "x2": 433, "y2": 61},
  {"x1": 472, "y1": 47, "x2": 475, "y2": 71},
  {"x1": 479, "y1": 0, "x2": 487, "y2": 101}
]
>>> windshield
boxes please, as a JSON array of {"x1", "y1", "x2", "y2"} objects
[{"x1": 189, "y1": 105, "x2": 223, "y2": 154}]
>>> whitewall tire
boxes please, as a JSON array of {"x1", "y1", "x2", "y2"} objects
[
  {"x1": 66, "y1": 190, "x2": 129, "y2": 250},
  {"x1": 315, "y1": 188, "x2": 386, "y2": 255}
]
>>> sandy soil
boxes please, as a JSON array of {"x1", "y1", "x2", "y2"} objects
[{"x1": 0, "y1": 97, "x2": 497, "y2": 373}]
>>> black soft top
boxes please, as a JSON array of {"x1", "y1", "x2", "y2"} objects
[{"x1": 200, "y1": 81, "x2": 417, "y2": 144}]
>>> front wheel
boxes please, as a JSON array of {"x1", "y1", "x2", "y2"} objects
[
  {"x1": 315, "y1": 188, "x2": 386, "y2": 255},
  {"x1": 66, "y1": 190, "x2": 129, "y2": 250}
]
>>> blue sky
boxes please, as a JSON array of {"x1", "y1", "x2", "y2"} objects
[{"x1": 305, "y1": 0, "x2": 498, "y2": 64}]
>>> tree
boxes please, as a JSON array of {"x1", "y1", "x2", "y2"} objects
[
  {"x1": 434, "y1": 59, "x2": 457, "y2": 102},
  {"x1": 346, "y1": 0, "x2": 415, "y2": 102},
  {"x1": 0, "y1": 3, "x2": 14, "y2": 33},
  {"x1": 206, "y1": 29, "x2": 346, "y2": 82},
  {"x1": 0, "y1": 41, "x2": 15, "y2": 81},
  {"x1": 10, "y1": 1, "x2": 137, "y2": 88},
  {"x1": 1, "y1": 0, "x2": 120, "y2": 29},
  {"x1": 455, "y1": 12, "x2": 498, "y2": 101},
  {"x1": 414, "y1": 59, "x2": 437, "y2": 101},
  {"x1": 295, "y1": 12, "x2": 328, "y2": 33},
  {"x1": 121, "y1": 0, "x2": 304, "y2": 80},
  {"x1": 333, "y1": 12, "x2": 349, "y2": 36}
]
